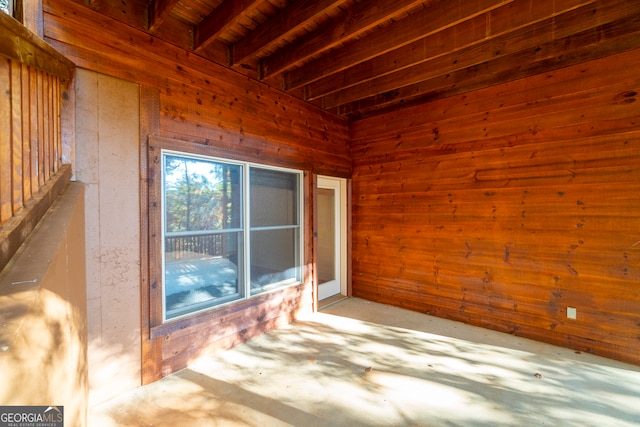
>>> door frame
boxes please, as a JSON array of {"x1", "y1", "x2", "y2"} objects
[{"x1": 314, "y1": 175, "x2": 350, "y2": 307}]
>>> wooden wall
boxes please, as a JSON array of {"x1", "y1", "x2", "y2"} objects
[
  {"x1": 42, "y1": 0, "x2": 350, "y2": 178},
  {"x1": 41, "y1": 0, "x2": 639, "y2": 377},
  {"x1": 42, "y1": 0, "x2": 350, "y2": 383},
  {"x1": 351, "y1": 48, "x2": 640, "y2": 365}
]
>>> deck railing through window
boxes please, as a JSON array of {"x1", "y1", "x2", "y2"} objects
[{"x1": 165, "y1": 233, "x2": 226, "y2": 258}]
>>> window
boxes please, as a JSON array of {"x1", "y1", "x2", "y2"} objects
[
  {"x1": 161, "y1": 150, "x2": 302, "y2": 321},
  {"x1": 0, "y1": 0, "x2": 11, "y2": 15}
]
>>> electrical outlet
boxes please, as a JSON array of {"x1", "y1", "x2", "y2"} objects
[{"x1": 567, "y1": 306, "x2": 577, "y2": 320}]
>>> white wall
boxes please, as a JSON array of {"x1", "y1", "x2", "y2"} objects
[{"x1": 74, "y1": 69, "x2": 141, "y2": 406}]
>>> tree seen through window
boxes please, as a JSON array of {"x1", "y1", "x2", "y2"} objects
[{"x1": 164, "y1": 155, "x2": 241, "y2": 232}]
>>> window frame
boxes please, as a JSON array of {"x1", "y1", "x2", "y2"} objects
[{"x1": 159, "y1": 148, "x2": 304, "y2": 323}]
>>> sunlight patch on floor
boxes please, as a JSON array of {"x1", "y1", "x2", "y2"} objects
[
  {"x1": 366, "y1": 369, "x2": 516, "y2": 425},
  {"x1": 93, "y1": 298, "x2": 640, "y2": 426}
]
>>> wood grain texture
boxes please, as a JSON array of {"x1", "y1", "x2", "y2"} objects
[
  {"x1": 0, "y1": 10, "x2": 73, "y2": 80},
  {"x1": 350, "y1": 48, "x2": 640, "y2": 365},
  {"x1": 231, "y1": 0, "x2": 350, "y2": 66},
  {"x1": 0, "y1": 40, "x2": 67, "y2": 268},
  {"x1": 261, "y1": 0, "x2": 426, "y2": 81},
  {"x1": 39, "y1": 0, "x2": 640, "y2": 376},
  {"x1": 139, "y1": 87, "x2": 163, "y2": 385},
  {"x1": 43, "y1": 0, "x2": 350, "y2": 379},
  {"x1": 0, "y1": 165, "x2": 71, "y2": 273},
  {"x1": 0, "y1": 59, "x2": 11, "y2": 224},
  {"x1": 45, "y1": 0, "x2": 640, "y2": 119},
  {"x1": 285, "y1": 0, "x2": 512, "y2": 90},
  {"x1": 10, "y1": 61, "x2": 23, "y2": 216},
  {"x1": 43, "y1": 0, "x2": 351, "y2": 179},
  {"x1": 141, "y1": 132, "x2": 319, "y2": 377},
  {"x1": 323, "y1": 0, "x2": 640, "y2": 108}
]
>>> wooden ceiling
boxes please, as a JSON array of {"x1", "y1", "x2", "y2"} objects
[{"x1": 81, "y1": 0, "x2": 640, "y2": 120}]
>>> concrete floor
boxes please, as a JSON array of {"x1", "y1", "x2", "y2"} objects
[{"x1": 92, "y1": 298, "x2": 640, "y2": 426}]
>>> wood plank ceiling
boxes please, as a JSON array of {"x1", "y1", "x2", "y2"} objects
[{"x1": 80, "y1": 0, "x2": 640, "y2": 120}]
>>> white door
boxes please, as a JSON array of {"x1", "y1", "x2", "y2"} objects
[{"x1": 317, "y1": 176, "x2": 347, "y2": 301}]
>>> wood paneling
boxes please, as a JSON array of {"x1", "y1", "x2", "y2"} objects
[
  {"x1": 52, "y1": 0, "x2": 640, "y2": 119},
  {"x1": 43, "y1": 0, "x2": 349, "y2": 380},
  {"x1": 43, "y1": 0, "x2": 351, "y2": 178},
  {"x1": 326, "y1": 0, "x2": 640, "y2": 115},
  {"x1": 41, "y1": 0, "x2": 640, "y2": 376},
  {"x1": 350, "y1": 48, "x2": 640, "y2": 365},
  {"x1": 260, "y1": 0, "x2": 424, "y2": 81}
]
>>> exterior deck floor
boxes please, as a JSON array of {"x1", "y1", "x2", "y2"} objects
[{"x1": 91, "y1": 298, "x2": 640, "y2": 426}]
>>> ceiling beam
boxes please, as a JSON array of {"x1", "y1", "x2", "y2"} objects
[
  {"x1": 284, "y1": 0, "x2": 513, "y2": 91},
  {"x1": 230, "y1": 0, "x2": 349, "y2": 67},
  {"x1": 307, "y1": 0, "x2": 600, "y2": 102},
  {"x1": 306, "y1": 14, "x2": 486, "y2": 101},
  {"x1": 148, "y1": 0, "x2": 180, "y2": 33},
  {"x1": 260, "y1": 0, "x2": 427, "y2": 81},
  {"x1": 338, "y1": 13, "x2": 640, "y2": 118},
  {"x1": 320, "y1": 0, "x2": 637, "y2": 109},
  {"x1": 194, "y1": 0, "x2": 261, "y2": 53}
]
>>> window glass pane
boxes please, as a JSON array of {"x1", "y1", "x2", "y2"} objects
[
  {"x1": 317, "y1": 188, "x2": 336, "y2": 284},
  {"x1": 165, "y1": 232, "x2": 244, "y2": 320},
  {"x1": 250, "y1": 168, "x2": 298, "y2": 227},
  {"x1": 250, "y1": 228, "x2": 300, "y2": 294},
  {"x1": 0, "y1": 1, "x2": 10, "y2": 15},
  {"x1": 165, "y1": 155, "x2": 242, "y2": 232},
  {"x1": 163, "y1": 153, "x2": 244, "y2": 320},
  {"x1": 160, "y1": 151, "x2": 303, "y2": 321}
]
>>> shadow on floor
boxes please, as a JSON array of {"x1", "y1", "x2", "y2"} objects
[{"x1": 91, "y1": 298, "x2": 640, "y2": 426}]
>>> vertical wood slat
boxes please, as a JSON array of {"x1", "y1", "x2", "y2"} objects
[
  {"x1": 0, "y1": 9, "x2": 74, "y2": 273},
  {"x1": 49, "y1": 73, "x2": 59, "y2": 174},
  {"x1": 139, "y1": 86, "x2": 163, "y2": 385},
  {"x1": 37, "y1": 69, "x2": 44, "y2": 187},
  {"x1": 49, "y1": 74, "x2": 55, "y2": 174},
  {"x1": 0, "y1": 59, "x2": 11, "y2": 224},
  {"x1": 30, "y1": 68, "x2": 39, "y2": 196},
  {"x1": 0, "y1": 57, "x2": 65, "y2": 226},
  {"x1": 38, "y1": 71, "x2": 49, "y2": 186},
  {"x1": 21, "y1": 63, "x2": 31, "y2": 204},
  {"x1": 44, "y1": 73, "x2": 51, "y2": 180},
  {"x1": 11, "y1": 61, "x2": 23, "y2": 215},
  {"x1": 310, "y1": 173, "x2": 318, "y2": 311},
  {"x1": 51, "y1": 75, "x2": 56, "y2": 171},
  {"x1": 54, "y1": 76, "x2": 60, "y2": 170}
]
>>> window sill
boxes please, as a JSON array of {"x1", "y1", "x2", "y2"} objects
[{"x1": 149, "y1": 281, "x2": 307, "y2": 340}]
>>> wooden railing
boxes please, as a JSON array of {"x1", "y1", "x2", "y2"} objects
[
  {"x1": 165, "y1": 233, "x2": 226, "y2": 258},
  {"x1": 0, "y1": 11, "x2": 74, "y2": 272}
]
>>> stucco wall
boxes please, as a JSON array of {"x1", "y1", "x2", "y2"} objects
[{"x1": 74, "y1": 69, "x2": 141, "y2": 406}]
